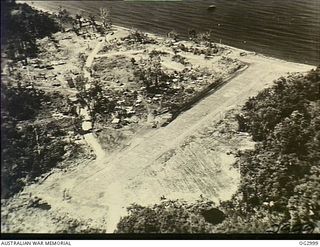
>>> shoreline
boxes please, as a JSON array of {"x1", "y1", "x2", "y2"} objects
[{"x1": 20, "y1": 0, "x2": 316, "y2": 68}]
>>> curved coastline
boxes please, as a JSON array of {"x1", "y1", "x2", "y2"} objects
[{"x1": 20, "y1": 0, "x2": 320, "y2": 66}]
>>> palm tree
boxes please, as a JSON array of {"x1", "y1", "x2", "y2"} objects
[
  {"x1": 57, "y1": 6, "x2": 70, "y2": 28},
  {"x1": 99, "y1": 8, "x2": 111, "y2": 31}
]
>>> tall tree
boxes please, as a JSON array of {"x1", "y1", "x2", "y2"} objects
[{"x1": 99, "y1": 8, "x2": 111, "y2": 31}]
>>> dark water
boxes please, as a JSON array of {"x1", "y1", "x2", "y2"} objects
[{"x1": 32, "y1": 0, "x2": 319, "y2": 65}]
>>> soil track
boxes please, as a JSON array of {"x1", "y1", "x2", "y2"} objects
[
  {"x1": 80, "y1": 37, "x2": 105, "y2": 161},
  {"x1": 21, "y1": 47, "x2": 313, "y2": 232}
]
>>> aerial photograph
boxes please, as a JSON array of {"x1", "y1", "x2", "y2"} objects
[{"x1": 1, "y1": 0, "x2": 319, "y2": 237}]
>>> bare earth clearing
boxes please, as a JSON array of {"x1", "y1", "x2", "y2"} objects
[{"x1": 2, "y1": 24, "x2": 314, "y2": 233}]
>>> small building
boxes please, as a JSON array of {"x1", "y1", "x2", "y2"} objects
[{"x1": 66, "y1": 76, "x2": 75, "y2": 88}]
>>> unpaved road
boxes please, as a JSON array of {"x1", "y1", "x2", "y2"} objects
[
  {"x1": 80, "y1": 37, "x2": 106, "y2": 160},
  {"x1": 22, "y1": 49, "x2": 314, "y2": 233}
]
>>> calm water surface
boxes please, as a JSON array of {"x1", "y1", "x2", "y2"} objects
[{"x1": 31, "y1": 0, "x2": 320, "y2": 65}]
